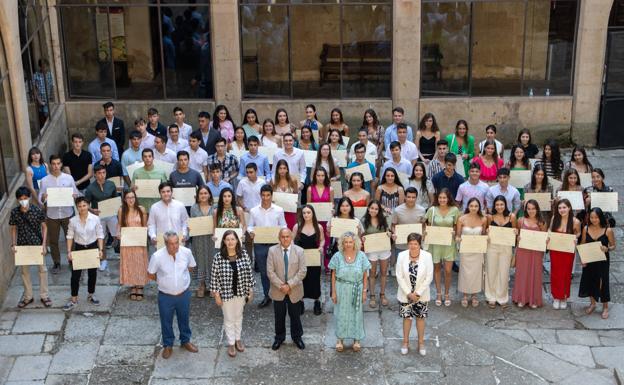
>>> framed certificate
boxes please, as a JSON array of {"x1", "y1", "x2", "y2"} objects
[
  {"x1": 550, "y1": 178, "x2": 563, "y2": 191},
  {"x1": 577, "y1": 242, "x2": 607, "y2": 264},
  {"x1": 188, "y1": 217, "x2": 214, "y2": 237},
  {"x1": 309, "y1": 203, "x2": 333, "y2": 221},
  {"x1": 120, "y1": 227, "x2": 147, "y2": 247},
  {"x1": 214, "y1": 228, "x2": 243, "y2": 246},
  {"x1": 395, "y1": 224, "x2": 423, "y2": 245},
  {"x1": 524, "y1": 192, "x2": 552, "y2": 211},
  {"x1": 425, "y1": 226, "x2": 453, "y2": 246},
  {"x1": 331, "y1": 181, "x2": 343, "y2": 199},
  {"x1": 345, "y1": 163, "x2": 373, "y2": 182},
  {"x1": 97, "y1": 196, "x2": 121, "y2": 218},
  {"x1": 518, "y1": 229, "x2": 548, "y2": 252},
  {"x1": 71, "y1": 249, "x2": 100, "y2": 270},
  {"x1": 509, "y1": 170, "x2": 531, "y2": 188},
  {"x1": 253, "y1": 226, "x2": 282, "y2": 244},
  {"x1": 591, "y1": 192, "x2": 618, "y2": 212},
  {"x1": 173, "y1": 187, "x2": 197, "y2": 206},
  {"x1": 459, "y1": 235, "x2": 488, "y2": 253},
  {"x1": 547, "y1": 232, "x2": 576, "y2": 254},
  {"x1": 14, "y1": 246, "x2": 44, "y2": 266},
  {"x1": 134, "y1": 179, "x2": 161, "y2": 198},
  {"x1": 272, "y1": 192, "x2": 298, "y2": 213},
  {"x1": 333, "y1": 150, "x2": 348, "y2": 167},
  {"x1": 304, "y1": 249, "x2": 321, "y2": 267},
  {"x1": 330, "y1": 218, "x2": 359, "y2": 237},
  {"x1": 488, "y1": 226, "x2": 516, "y2": 247},
  {"x1": 363, "y1": 232, "x2": 391, "y2": 253},
  {"x1": 46, "y1": 187, "x2": 74, "y2": 207},
  {"x1": 557, "y1": 191, "x2": 584, "y2": 210}
]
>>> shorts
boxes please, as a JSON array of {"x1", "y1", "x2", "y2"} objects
[{"x1": 366, "y1": 251, "x2": 391, "y2": 262}]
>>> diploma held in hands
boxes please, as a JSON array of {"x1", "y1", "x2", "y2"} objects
[
  {"x1": 188, "y1": 217, "x2": 214, "y2": 237},
  {"x1": 354, "y1": 206, "x2": 367, "y2": 219},
  {"x1": 363, "y1": 232, "x2": 391, "y2": 253},
  {"x1": 14, "y1": 246, "x2": 44, "y2": 266},
  {"x1": 71, "y1": 249, "x2": 100, "y2": 270},
  {"x1": 272, "y1": 192, "x2": 298, "y2": 213},
  {"x1": 331, "y1": 181, "x2": 343, "y2": 199},
  {"x1": 107, "y1": 176, "x2": 123, "y2": 189},
  {"x1": 120, "y1": 227, "x2": 148, "y2": 247},
  {"x1": 524, "y1": 193, "x2": 551, "y2": 211},
  {"x1": 303, "y1": 150, "x2": 317, "y2": 167},
  {"x1": 134, "y1": 179, "x2": 161, "y2": 198},
  {"x1": 309, "y1": 203, "x2": 333, "y2": 221},
  {"x1": 345, "y1": 163, "x2": 373, "y2": 182},
  {"x1": 395, "y1": 224, "x2": 423, "y2": 245},
  {"x1": 214, "y1": 228, "x2": 243, "y2": 246},
  {"x1": 579, "y1": 173, "x2": 592, "y2": 188},
  {"x1": 591, "y1": 192, "x2": 619, "y2": 212},
  {"x1": 253, "y1": 227, "x2": 281, "y2": 244},
  {"x1": 304, "y1": 249, "x2": 321, "y2": 267},
  {"x1": 330, "y1": 218, "x2": 359, "y2": 237},
  {"x1": 557, "y1": 191, "x2": 584, "y2": 210},
  {"x1": 46, "y1": 187, "x2": 74, "y2": 207},
  {"x1": 98, "y1": 197, "x2": 121, "y2": 218},
  {"x1": 334, "y1": 150, "x2": 348, "y2": 167},
  {"x1": 488, "y1": 226, "x2": 516, "y2": 247},
  {"x1": 547, "y1": 232, "x2": 576, "y2": 254},
  {"x1": 459, "y1": 235, "x2": 488, "y2": 253},
  {"x1": 173, "y1": 187, "x2": 197, "y2": 206},
  {"x1": 518, "y1": 229, "x2": 547, "y2": 252},
  {"x1": 425, "y1": 226, "x2": 453, "y2": 246},
  {"x1": 509, "y1": 170, "x2": 531, "y2": 188},
  {"x1": 577, "y1": 242, "x2": 607, "y2": 264}
]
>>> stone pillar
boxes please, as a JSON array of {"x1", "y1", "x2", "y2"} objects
[
  {"x1": 392, "y1": 0, "x2": 421, "y2": 126},
  {"x1": 47, "y1": 0, "x2": 66, "y2": 103},
  {"x1": 210, "y1": 0, "x2": 243, "y2": 119},
  {"x1": 571, "y1": 0, "x2": 613, "y2": 145},
  {"x1": 0, "y1": 2, "x2": 33, "y2": 167}
]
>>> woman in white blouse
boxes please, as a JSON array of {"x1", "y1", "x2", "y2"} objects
[
  {"x1": 64, "y1": 196, "x2": 105, "y2": 311},
  {"x1": 396, "y1": 233, "x2": 433, "y2": 356}
]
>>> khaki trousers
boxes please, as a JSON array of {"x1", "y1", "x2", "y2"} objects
[
  {"x1": 221, "y1": 296, "x2": 246, "y2": 346},
  {"x1": 22, "y1": 264, "x2": 49, "y2": 300},
  {"x1": 46, "y1": 217, "x2": 70, "y2": 264}
]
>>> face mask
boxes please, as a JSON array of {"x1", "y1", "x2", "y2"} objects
[{"x1": 19, "y1": 199, "x2": 29, "y2": 208}]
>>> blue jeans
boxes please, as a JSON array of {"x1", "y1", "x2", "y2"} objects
[
  {"x1": 254, "y1": 244, "x2": 271, "y2": 297},
  {"x1": 158, "y1": 290, "x2": 192, "y2": 347}
]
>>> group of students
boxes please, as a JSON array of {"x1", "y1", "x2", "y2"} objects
[{"x1": 12, "y1": 103, "x2": 616, "y2": 359}]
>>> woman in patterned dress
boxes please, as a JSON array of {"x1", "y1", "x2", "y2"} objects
[
  {"x1": 190, "y1": 186, "x2": 215, "y2": 298},
  {"x1": 116, "y1": 190, "x2": 148, "y2": 301}
]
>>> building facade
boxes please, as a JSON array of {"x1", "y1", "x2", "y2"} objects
[{"x1": 0, "y1": 0, "x2": 618, "y2": 299}]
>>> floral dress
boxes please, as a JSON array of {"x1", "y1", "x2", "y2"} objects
[
  {"x1": 217, "y1": 207, "x2": 240, "y2": 228},
  {"x1": 399, "y1": 261, "x2": 429, "y2": 319}
]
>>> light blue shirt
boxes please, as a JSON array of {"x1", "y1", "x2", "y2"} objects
[
  {"x1": 239, "y1": 152, "x2": 271, "y2": 180},
  {"x1": 380, "y1": 158, "x2": 412, "y2": 178},
  {"x1": 88, "y1": 138, "x2": 119, "y2": 165},
  {"x1": 485, "y1": 183, "x2": 521, "y2": 213},
  {"x1": 384, "y1": 123, "x2": 414, "y2": 151},
  {"x1": 206, "y1": 180, "x2": 232, "y2": 199},
  {"x1": 121, "y1": 147, "x2": 142, "y2": 176}
]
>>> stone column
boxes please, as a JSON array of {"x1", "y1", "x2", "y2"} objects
[
  {"x1": 210, "y1": 0, "x2": 243, "y2": 119},
  {"x1": 392, "y1": 0, "x2": 421, "y2": 126},
  {"x1": 571, "y1": 0, "x2": 613, "y2": 145},
  {"x1": 47, "y1": 0, "x2": 66, "y2": 103}
]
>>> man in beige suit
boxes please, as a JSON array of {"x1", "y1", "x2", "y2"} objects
[{"x1": 267, "y1": 228, "x2": 307, "y2": 350}]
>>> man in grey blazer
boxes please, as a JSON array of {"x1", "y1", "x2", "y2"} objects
[{"x1": 267, "y1": 228, "x2": 307, "y2": 350}]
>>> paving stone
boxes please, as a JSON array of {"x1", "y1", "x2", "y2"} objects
[
  {"x1": 493, "y1": 357, "x2": 548, "y2": 385},
  {"x1": 321, "y1": 348, "x2": 385, "y2": 382},
  {"x1": 540, "y1": 344, "x2": 595, "y2": 368},
  {"x1": 48, "y1": 342, "x2": 99, "y2": 374},
  {"x1": 12, "y1": 310, "x2": 65, "y2": 334},
  {"x1": 44, "y1": 374, "x2": 89, "y2": 385},
  {"x1": 443, "y1": 365, "x2": 497, "y2": 385},
  {"x1": 43, "y1": 335, "x2": 58, "y2": 354},
  {"x1": 385, "y1": 372, "x2": 446, "y2": 385},
  {"x1": 323, "y1": 312, "x2": 383, "y2": 348},
  {"x1": 96, "y1": 345, "x2": 156, "y2": 366},
  {"x1": 5, "y1": 381, "x2": 45, "y2": 385},
  {"x1": 7, "y1": 355, "x2": 52, "y2": 381},
  {"x1": 576, "y1": 304, "x2": 624, "y2": 330},
  {"x1": 213, "y1": 347, "x2": 278, "y2": 377},
  {"x1": 88, "y1": 365, "x2": 151, "y2": 385},
  {"x1": 598, "y1": 330, "x2": 624, "y2": 346},
  {"x1": 592, "y1": 347, "x2": 624, "y2": 373},
  {"x1": 0, "y1": 356, "x2": 15, "y2": 384},
  {"x1": 526, "y1": 328, "x2": 557, "y2": 344},
  {"x1": 439, "y1": 335, "x2": 495, "y2": 366},
  {"x1": 498, "y1": 329, "x2": 534, "y2": 343},
  {"x1": 150, "y1": 380, "x2": 210, "y2": 385},
  {"x1": 382, "y1": 339, "x2": 442, "y2": 373},
  {"x1": 63, "y1": 314, "x2": 108, "y2": 342},
  {"x1": 509, "y1": 345, "x2": 580, "y2": 382},
  {"x1": 556, "y1": 369, "x2": 617, "y2": 385},
  {"x1": 103, "y1": 316, "x2": 160, "y2": 345},
  {"x1": 152, "y1": 348, "x2": 217, "y2": 379},
  {"x1": 0, "y1": 335, "x2": 45, "y2": 356},
  {"x1": 556, "y1": 330, "x2": 601, "y2": 346},
  {"x1": 443, "y1": 317, "x2": 526, "y2": 360}
]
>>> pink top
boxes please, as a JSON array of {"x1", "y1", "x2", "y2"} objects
[
  {"x1": 310, "y1": 185, "x2": 330, "y2": 203},
  {"x1": 213, "y1": 120, "x2": 234, "y2": 143},
  {"x1": 472, "y1": 156, "x2": 504, "y2": 182}
]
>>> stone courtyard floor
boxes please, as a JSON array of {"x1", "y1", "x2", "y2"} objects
[{"x1": 1, "y1": 149, "x2": 624, "y2": 385}]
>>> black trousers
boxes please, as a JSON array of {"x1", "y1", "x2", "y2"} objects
[
  {"x1": 274, "y1": 295, "x2": 303, "y2": 342},
  {"x1": 70, "y1": 242, "x2": 98, "y2": 297}
]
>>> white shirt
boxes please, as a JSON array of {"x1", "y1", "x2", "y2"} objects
[
  {"x1": 479, "y1": 139, "x2": 504, "y2": 158},
  {"x1": 136, "y1": 133, "x2": 156, "y2": 150},
  {"x1": 67, "y1": 212, "x2": 104, "y2": 245},
  {"x1": 247, "y1": 203, "x2": 287, "y2": 233},
  {"x1": 187, "y1": 147, "x2": 209, "y2": 173},
  {"x1": 148, "y1": 246, "x2": 196, "y2": 295},
  {"x1": 170, "y1": 123, "x2": 192, "y2": 140},
  {"x1": 385, "y1": 140, "x2": 420, "y2": 161},
  {"x1": 167, "y1": 138, "x2": 189, "y2": 154},
  {"x1": 349, "y1": 141, "x2": 377, "y2": 162},
  {"x1": 273, "y1": 148, "x2": 306, "y2": 183},
  {"x1": 154, "y1": 147, "x2": 178, "y2": 165},
  {"x1": 147, "y1": 199, "x2": 189, "y2": 239},
  {"x1": 235, "y1": 177, "x2": 266, "y2": 210},
  {"x1": 38, "y1": 172, "x2": 79, "y2": 219}
]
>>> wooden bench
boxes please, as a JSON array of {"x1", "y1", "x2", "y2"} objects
[{"x1": 319, "y1": 41, "x2": 391, "y2": 85}]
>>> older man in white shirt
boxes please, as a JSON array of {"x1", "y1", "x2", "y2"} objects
[
  {"x1": 147, "y1": 182, "x2": 189, "y2": 246},
  {"x1": 247, "y1": 184, "x2": 287, "y2": 308},
  {"x1": 273, "y1": 133, "x2": 306, "y2": 187},
  {"x1": 148, "y1": 231, "x2": 198, "y2": 359}
]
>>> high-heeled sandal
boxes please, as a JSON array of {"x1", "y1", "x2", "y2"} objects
[
  {"x1": 380, "y1": 293, "x2": 389, "y2": 307},
  {"x1": 369, "y1": 294, "x2": 377, "y2": 309},
  {"x1": 471, "y1": 297, "x2": 479, "y2": 308},
  {"x1": 336, "y1": 340, "x2": 344, "y2": 352},
  {"x1": 444, "y1": 294, "x2": 451, "y2": 307},
  {"x1": 435, "y1": 294, "x2": 442, "y2": 307},
  {"x1": 353, "y1": 341, "x2": 361, "y2": 352},
  {"x1": 461, "y1": 298, "x2": 468, "y2": 308}
]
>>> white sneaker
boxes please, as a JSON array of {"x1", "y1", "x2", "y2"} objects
[
  {"x1": 99, "y1": 260, "x2": 108, "y2": 271},
  {"x1": 560, "y1": 300, "x2": 567, "y2": 309},
  {"x1": 552, "y1": 299, "x2": 560, "y2": 309},
  {"x1": 419, "y1": 347, "x2": 426, "y2": 356},
  {"x1": 401, "y1": 346, "x2": 408, "y2": 355}
]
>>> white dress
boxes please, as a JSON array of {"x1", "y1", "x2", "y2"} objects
[
  {"x1": 458, "y1": 226, "x2": 484, "y2": 294},
  {"x1": 261, "y1": 136, "x2": 279, "y2": 148}
]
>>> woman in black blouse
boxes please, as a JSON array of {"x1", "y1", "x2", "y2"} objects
[{"x1": 210, "y1": 230, "x2": 255, "y2": 358}]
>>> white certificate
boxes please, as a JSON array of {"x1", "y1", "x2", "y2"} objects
[
  {"x1": 173, "y1": 187, "x2": 196, "y2": 206},
  {"x1": 14, "y1": 246, "x2": 44, "y2": 266},
  {"x1": 425, "y1": 226, "x2": 453, "y2": 246},
  {"x1": 97, "y1": 196, "x2": 121, "y2": 218},
  {"x1": 529, "y1": 158, "x2": 539, "y2": 170},
  {"x1": 304, "y1": 249, "x2": 321, "y2": 267},
  {"x1": 303, "y1": 150, "x2": 317, "y2": 167},
  {"x1": 46, "y1": 187, "x2": 74, "y2": 207},
  {"x1": 331, "y1": 180, "x2": 343, "y2": 198},
  {"x1": 397, "y1": 172, "x2": 410, "y2": 189},
  {"x1": 107, "y1": 176, "x2": 123, "y2": 189},
  {"x1": 334, "y1": 150, "x2": 348, "y2": 168},
  {"x1": 459, "y1": 235, "x2": 488, "y2": 253},
  {"x1": 120, "y1": 227, "x2": 147, "y2": 247},
  {"x1": 550, "y1": 178, "x2": 563, "y2": 191},
  {"x1": 524, "y1": 192, "x2": 552, "y2": 211},
  {"x1": 365, "y1": 154, "x2": 377, "y2": 164},
  {"x1": 214, "y1": 228, "x2": 243, "y2": 246},
  {"x1": 579, "y1": 173, "x2": 592, "y2": 188},
  {"x1": 153, "y1": 159, "x2": 175, "y2": 175},
  {"x1": 134, "y1": 179, "x2": 161, "y2": 198},
  {"x1": 345, "y1": 163, "x2": 373, "y2": 182},
  {"x1": 126, "y1": 162, "x2": 143, "y2": 180},
  {"x1": 272, "y1": 192, "x2": 298, "y2": 213},
  {"x1": 395, "y1": 223, "x2": 423, "y2": 245},
  {"x1": 557, "y1": 191, "x2": 584, "y2": 210},
  {"x1": 488, "y1": 226, "x2": 516, "y2": 247},
  {"x1": 518, "y1": 229, "x2": 548, "y2": 252},
  {"x1": 577, "y1": 241, "x2": 607, "y2": 264},
  {"x1": 591, "y1": 192, "x2": 619, "y2": 212},
  {"x1": 188, "y1": 217, "x2": 214, "y2": 237},
  {"x1": 71, "y1": 249, "x2": 100, "y2": 270},
  {"x1": 228, "y1": 149, "x2": 248, "y2": 160},
  {"x1": 547, "y1": 232, "x2": 577, "y2": 254},
  {"x1": 363, "y1": 232, "x2": 391, "y2": 252},
  {"x1": 253, "y1": 226, "x2": 281, "y2": 244},
  {"x1": 258, "y1": 147, "x2": 277, "y2": 165},
  {"x1": 509, "y1": 170, "x2": 531, "y2": 188},
  {"x1": 354, "y1": 206, "x2": 367, "y2": 219},
  {"x1": 330, "y1": 218, "x2": 359, "y2": 237},
  {"x1": 342, "y1": 136, "x2": 350, "y2": 147},
  {"x1": 309, "y1": 202, "x2": 333, "y2": 221}
]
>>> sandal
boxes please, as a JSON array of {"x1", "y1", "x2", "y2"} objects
[
  {"x1": 380, "y1": 293, "x2": 389, "y2": 307},
  {"x1": 353, "y1": 341, "x2": 361, "y2": 352},
  {"x1": 488, "y1": 302, "x2": 496, "y2": 309},
  {"x1": 435, "y1": 294, "x2": 442, "y2": 307},
  {"x1": 369, "y1": 295, "x2": 377, "y2": 309},
  {"x1": 136, "y1": 288, "x2": 144, "y2": 301},
  {"x1": 197, "y1": 286, "x2": 205, "y2": 298},
  {"x1": 585, "y1": 303, "x2": 596, "y2": 315},
  {"x1": 40, "y1": 298, "x2": 52, "y2": 308},
  {"x1": 18, "y1": 298, "x2": 34, "y2": 308},
  {"x1": 227, "y1": 345, "x2": 237, "y2": 357},
  {"x1": 501, "y1": 303, "x2": 510, "y2": 309},
  {"x1": 601, "y1": 308, "x2": 609, "y2": 319},
  {"x1": 461, "y1": 298, "x2": 468, "y2": 308},
  {"x1": 444, "y1": 294, "x2": 451, "y2": 307},
  {"x1": 471, "y1": 297, "x2": 479, "y2": 308},
  {"x1": 335, "y1": 340, "x2": 344, "y2": 352},
  {"x1": 235, "y1": 340, "x2": 245, "y2": 352}
]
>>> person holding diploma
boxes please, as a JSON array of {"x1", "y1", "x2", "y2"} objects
[
  {"x1": 328, "y1": 197, "x2": 364, "y2": 240},
  {"x1": 85, "y1": 164, "x2": 119, "y2": 269},
  {"x1": 329, "y1": 231, "x2": 370, "y2": 352},
  {"x1": 362, "y1": 200, "x2": 392, "y2": 308},
  {"x1": 455, "y1": 162, "x2": 488, "y2": 212},
  {"x1": 347, "y1": 143, "x2": 377, "y2": 194},
  {"x1": 456, "y1": 198, "x2": 487, "y2": 308},
  {"x1": 210, "y1": 230, "x2": 255, "y2": 357},
  {"x1": 471, "y1": 140, "x2": 503, "y2": 184},
  {"x1": 375, "y1": 167, "x2": 405, "y2": 218},
  {"x1": 407, "y1": 162, "x2": 435, "y2": 210},
  {"x1": 190, "y1": 186, "x2": 215, "y2": 298},
  {"x1": 116, "y1": 190, "x2": 148, "y2": 301},
  {"x1": 583, "y1": 168, "x2": 615, "y2": 227},
  {"x1": 147, "y1": 182, "x2": 189, "y2": 246},
  {"x1": 579, "y1": 208, "x2": 615, "y2": 319},
  {"x1": 64, "y1": 197, "x2": 105, "y2": 311},
  {"x1": 248, "y1": 185, "x2": 287, "y2": 308},
  {"x1": 312, "y1": 143, "x2": 341, "y2": 185},
  {"x1": 307, "y1": 167, "x2": 334, "y2": 270},
  {"x1": 169, "y1": 151, "x2": 204, "y2": 189},
  {"x1": 426, "y1": 188, "x2": 460, "y2": 307},
  {"x1": 273, "y1": 133, "x2": 307, "y2": 188},
  {"x1": 214, "y1": 187, "x2": 246, "y2": 231},
  {"x1": 131, "y1": 148, "x2": 168, "y2": 211},
  {"x1": 485, "y1": 168, "x2": 521, "y2": 215},
  {"x1": 485, "y1": 196, "x2": 516, "y2": 308},
  {"x1": 524, "y1": 164, "x2": 554, "y2": 224},
  {"x1": 554, "y1": 169, "x2": 583, "y2": 217},
  {"x1": 536, "y1": 139, "x2": 563, "y2": 182},
  {"x1": 271, "y1": 159, "x2": 299, "y2": 230},
  {"x1": 10, "y1": 187, "x2": 51, "y2": 308},
  {"x1": 445, "y1": 120, "x2": 475, "y2": 177},
  {"x1": 396, "y1": 233, "x2": 433, "y2": 356},
  {"x1": 293, "y1": 205, "x2": 325, "y2": 315},
  {"x1": 512, "y1": 199, "x2": 547, "y2": 308},
  {"x1": 344, "y1": 172, "x2": 370, "y2": 209},
  {"x1": 549, "y1": 199, "x2": 581, "y2": 310}
]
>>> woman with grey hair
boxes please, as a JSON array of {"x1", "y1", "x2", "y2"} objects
[{"x1": 329, "y1": 231, "x2": 371, "y2": 352}]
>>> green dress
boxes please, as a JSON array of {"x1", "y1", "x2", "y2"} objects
[
  {"x1": 445, "y1": 134, "x2": 475, "y2": 177},
  {"x1": 329, "y1": 251, "x2": 371, "y2": 340},
  {"x1": 425, "y1": 206, "x2": 460, "y2": 263},
  {"x1": 511, "y1": 166, "x2": 528, "y2": 217}
]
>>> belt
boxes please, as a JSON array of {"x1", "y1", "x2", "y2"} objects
[
  {"x1": 159, "y1": 289, "x2": 188, "y2": 297},
  {"x1": 335, "y1": 277, "x2": 363, "y2": 310}
]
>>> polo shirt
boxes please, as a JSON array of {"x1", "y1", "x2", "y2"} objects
[
  {"x1": 84, "y1": 180, "x2": 118, "y2": 209},
  {"x1": 99, "y1": 159, "x2": 123, "y2": 178},
  {"x1": 132, "y1": 166, "x2": 168, "y2": 210},
  {"x1": 88, "y1": 138, "x2": 119, "y2": 165},
  {"x1": 147, "y1": 122, "x2": 167, "y2": 137},
  {"x1": 62, "y1": 150, "x2": 93, "y2": 190}
]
